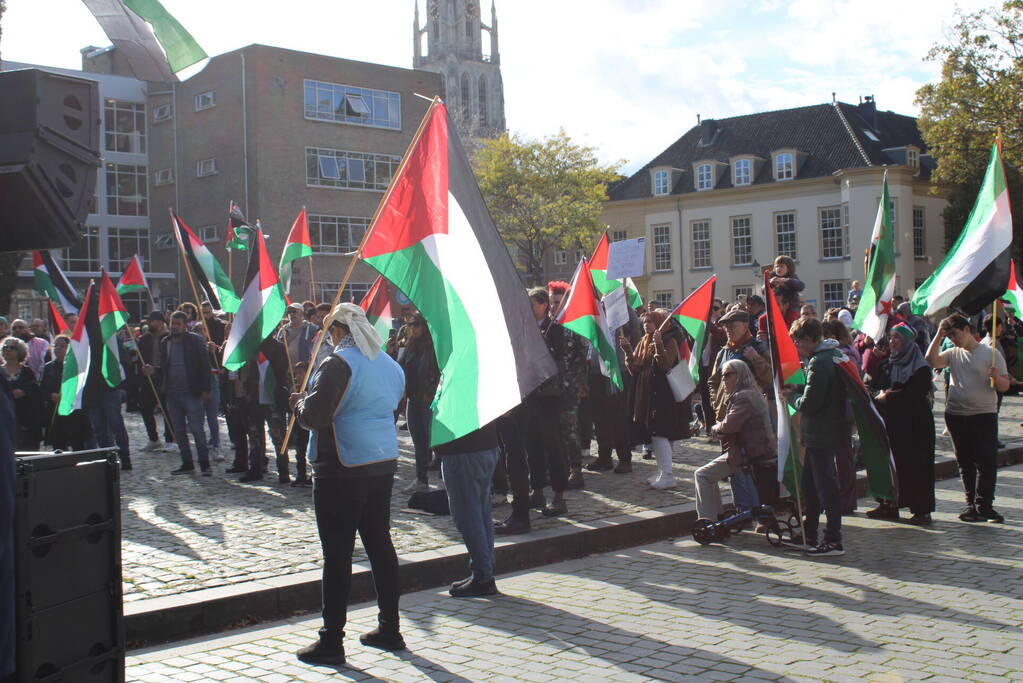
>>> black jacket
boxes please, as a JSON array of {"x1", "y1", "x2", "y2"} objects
[{"x1": 157, "y1": 331, "x2": 211, "y2": 397}]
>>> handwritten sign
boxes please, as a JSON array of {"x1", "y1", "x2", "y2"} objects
[{"x1": 607, "y1": 237, "x2": 646, "y2": 279}]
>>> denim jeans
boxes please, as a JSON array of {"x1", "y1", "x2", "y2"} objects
[
  {"x1": 166, "y1": 391, "x2": 209, "y2": 468},
  {"x1": 406, "y1": 399, "x2": 433, "y2": 484},
  {"x1": 441, "y1": 448, "x2": 500, "y2": 583},
  {"x1": 87, "y1": 388, "x2": 130, "y2": 459},
  {"x1": 801, "y1": 446, "x2": 842, "y2": 544},
  {"x1": 203, "y1": 375, "x2": 221, "y2": 450}
]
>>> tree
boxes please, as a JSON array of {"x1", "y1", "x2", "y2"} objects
[
  {"x1": 472, "y1": 130, "x2": 622, "y2": 285},
  {"x1": 916, "y1": 1, "x2": 1022, "y2": 251}
]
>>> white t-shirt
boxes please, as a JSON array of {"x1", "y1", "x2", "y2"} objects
[{"x1": 941, "y1": 343, "x2": 1006, "y2": 415}]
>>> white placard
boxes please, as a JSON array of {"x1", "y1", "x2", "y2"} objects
[
  {"x1": 602, "y1": 286, "x2": 630, "y2": 333},
  {"x1": 606, "y1": 237, "x2": 646, "y2": 279}
]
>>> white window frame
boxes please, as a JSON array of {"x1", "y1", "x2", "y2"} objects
[
  {"x1": 199, "y1": 225, "x2": 219, "y2": 243},
  {"x1": 306, "y1": 147, "x2": 401, "y2": 192},
  {"x1": 821, "y1": 280, "x2": 848, "y2": 311},
  {"x1": 652, "y1": 223, "x2": 672, "y2": 272},
  {"x1": 696, "y1": 164, "x2": 713, "y2": 191},
  {"x1": 652, "y1": 290, "x2": 674, "y2": 310},
  {"x1": 153, "y1": 103, "x2": 173, "y2": 122},
  {"x1": 774, "y1": 211, "x2": 796, "y2": 260},
  {"x1": 907, "y1": 146, "x2": 920, "y2": 169},
  {"x1": 154, "y1": 234, "x2": 175, "y2": 250},
  {"x1": 611, "y1": 230, "x2": 627, "y2": 243},
  {"x1": 913, "y1": 206, "x2": 926, "y2": 260},
  {"x1": 308, "y1": 214, "x2": 371, "y2": 254},
  {"x1": 154, "y1": 168, "x2": 174, "y2": 186},
  {"x1": 653, "y1": 169, "x2": 669, "y2": 196},
  {"x1": 690, "y1": 219, "x2": 711, "y2": 269},
  {"x1": 733, "y1": 158, "x2": 751, "y2": 186},
  {"x1": 196, "y1": 158, "x2": 218, "y2": 177},
  {"x1": 730, "y1": 215, "x2": 753, "y2": 266},
  {"x1": 303, "y1": 79, "x2": 402, "y2": 130},
  {"x1": 733, "y1": 286, "x2": 754, "y2": 301},
  {"x1": 774, "y1": 152, "x2": 794, "y2": 181},
  {"x1": 554, "y1": 250, "x2": 567, "y2": 266},
  {"x1": 819, "y1": 206, "x2": 846, "y2": 260},
  {"x1": 194, "y1": 90, "x2": 216, "y2": 111}
]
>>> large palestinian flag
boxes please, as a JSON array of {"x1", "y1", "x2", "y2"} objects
[
  {"x1": 98, "y1": 272, "x2": 130, "y2": 387},
  {"x1": 667, "y1": 274, "x2": 716, "y2": 385},
  {"x1": 590, "y1": 231, "x2": 643, "y2": 308},
  {"x1": 279, "y1": 207, "x2": 313, "y2": 294},
  {"x1": 222, "y1": 228, "x2": 287, "y2": 371},
  {"x1": 764, "y1": 271, "x2": 805, "y2": 497},
  {"x1": 360, "y1": 100, "x2": 557, "y2": 446},
  {"x1": 33, "y1": 250, "x2": 81, "y2": 314},
  {"x1": 557, "y1": 258, "x2": 622, "y2": 390},
  {"x1": 359, "y1": 275, "x2": 393, "y2": 350},
  {"x1": 835, "y1": 354, "x2": 897, "y2": 502},
  {"x1": 854, "y1": 171, "x2": 896, "y2": 343},
  {"x1": 912, "y1": 142, "x2": 1013, "y2": 316},
  {"x1": 172, "y1": 211, "x2": 240, "y2": 313},
  {"x1": 58, "y1": 282, "x2": 95, "y2": 416}
]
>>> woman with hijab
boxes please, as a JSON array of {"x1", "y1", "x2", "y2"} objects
[
  {"x1": 620, "y1": 309, "x2": 691, "y2": 489},
  {"x1": 871, "y1": 323, "x2": 936, "y2": 524}
]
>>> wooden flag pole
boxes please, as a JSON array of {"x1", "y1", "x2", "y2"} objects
[
  {"x1": 308, "y1": 256, "x2": 317, "y2": 304},
  {"x1": 278, "y1": 96, "x2": 442, "y2": 456},
  {"x1": 122, "y1": 321, "x2": 178, "y2": 445}
]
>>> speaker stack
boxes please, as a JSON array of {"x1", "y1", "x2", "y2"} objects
[
  {"x1": 14, "y1": 449, "x2": 124, "y2": 682},
  {"x1": 0, "y1": 68, "x2": 101, "y2": 253}
]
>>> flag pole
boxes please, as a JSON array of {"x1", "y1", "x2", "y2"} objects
[
  {"x1": 278, "y1": 96, "x2": 442, "y2": 456},
  {"x1": 278, "y1": 321, "x2": 299, "y2": 393},
  {"x1": 308, "y1": 256, "x2": 316, "y2": 304},
  {"x1": 227, "y1": 200, "x2": 234, "y2": 284},
  {"x1": 123, "y1": 320, "x2": 178, "y2": 445}
]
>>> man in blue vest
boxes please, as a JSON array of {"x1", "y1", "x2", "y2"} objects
[{"x1": 292, "y1": 303, "x2": 406, "y2": 667}]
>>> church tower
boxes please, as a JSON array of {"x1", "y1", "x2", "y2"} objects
[{"x1": 414, "y1": 0, "x2": 506, "y2": 140}]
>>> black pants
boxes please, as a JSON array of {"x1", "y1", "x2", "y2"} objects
[
  {"x1": 523, "y1": 395, "x2": 568, "y2": 494},
  {"x1": 591, "y1": 383, "x2": 631, "y2": 465},
  {"x1": 138, "y1": 380, "x2": 173, "y2": 443},
  {"x1": 281, "y1": 419, "x2": 309, "y2": 479},
  {"x1": 226, "y1": 400, "x2": 249, "y2": 469},
  {"x1": 497, "y1": 406, "x2": 530, "y2": 521},
  {"x1": 945, "y1": 412, "x2": 998, "y2": 507},
  {"x1": 246, "y1": 404, "x2": 284, "y2": 477},
  {"x1": 313, "y1": 474, "x2": 400, "y2": 634}
]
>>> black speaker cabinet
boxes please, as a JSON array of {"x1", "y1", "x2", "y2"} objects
[
  {"x1": 14, "y1": 449, "x2": 124, "y2": 683},
  {"x1": 0, "y1": 68, "x2": 101, "y2": 253}
]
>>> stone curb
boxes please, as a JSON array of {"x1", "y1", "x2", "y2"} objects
[{"x1": 125, "y1": 446, "x2": 1023, "y2": 648}]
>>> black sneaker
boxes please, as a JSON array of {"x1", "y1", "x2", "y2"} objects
[
  {"x1": 296, "y1": 629, "x2": 344, "y2": 666},
  {"x1": 200, "y1": 467, "x2": 212, "y2": 477},
  {"x1": 120, "y1": 459, "x2": 133, "y2": 471},
  {"x1": 906, "y1": 513, "x2": 932, "y2": 526},
  {"x1": 226, "y1": 465, "x2": 247, "y2": 474},
  {"x1": 977, "y1": 506, "x2": 1005, "y2": 523},
  {"x1": 566, "y1": 470, "x2": 585, "y2": 490},
  {"x1": 865, "y1": 503, "x2": 899, "y2": 520},
  {"x1": 359, "y1": 628, "x2": 406, "y2": 651},
  {"x1": 239, "y1": 472, "x2": 263, "y2": 482},
  {"x1": 806, "y1": 541, "x2": 845, "y2": 557},
  {"x1": 449, "y1": 578, "x2": 498, "y2": 598},
  {"x1": 494, "y1": 517, "x2": 531, "y2": 535},
  {"x1": 541, "y1": 500, "x2": 568, "y2": 517},
  {"x1": 529, "y1": 491, "x2": 546, "y2": 509},
  {"x1": 959, "y1": 506, "x2": 983, "y2": 522},
  {"x1": 171, "y1": 465, "x2": 195, "y2": 475}
]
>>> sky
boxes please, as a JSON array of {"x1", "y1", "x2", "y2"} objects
[{"x1": 1, "y1": 0, "x2": 994, "y2": 174}]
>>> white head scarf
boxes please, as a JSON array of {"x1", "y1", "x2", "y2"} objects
[
  {"x1": 837, "y1": 309, "x2": 854, "y2": 328},
  {"x1": 323, "y1": 302, "x2": 382, "y2": 360}
]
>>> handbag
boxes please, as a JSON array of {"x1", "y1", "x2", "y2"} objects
[{"x1": 665, "y1": 360, "x2": 696, "y2": 403}]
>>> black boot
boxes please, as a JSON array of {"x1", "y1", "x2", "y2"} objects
[
  {"x1": 296, "y1": 628, "x2": 345, "y2": 666},
  {"x1": 359, "y1": 628, "x2": 405, "y2": 651}
]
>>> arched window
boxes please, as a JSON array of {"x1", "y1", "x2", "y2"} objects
[
  {"x1": 460, "y1": 73, "x2": 471, "y2": 118},
  {"x1": 478, "y1": 75, "x2": 488, "y2": 125},
  {"x1": 466, "y1": 16, "x2": 473, "y2": 37}
]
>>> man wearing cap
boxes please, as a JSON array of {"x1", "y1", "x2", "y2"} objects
[
  {"x1": 137, "y1": 312, "x2": 174, "y2": 452},
  {"x1": 291, "y1": 303, "x2": 406, "y2": 666},
  {"x1": 709, "y1": 308, "x2": 773, "y2": 424}
]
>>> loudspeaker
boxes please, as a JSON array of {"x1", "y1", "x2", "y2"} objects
[
  {"x1": 14, "y1": 449, "x2": 124, "y2": 683},
  {"x1": 0, "y1": 68, "x2": 101, "y2": 253}
]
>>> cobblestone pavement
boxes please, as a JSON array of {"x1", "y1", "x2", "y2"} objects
[
  {"x1": 119, "y1": 394, "x2": 1023, "y2": 602},
  {"x1": 127, "y1": 465, "x2": 1023, "y2": 682}
]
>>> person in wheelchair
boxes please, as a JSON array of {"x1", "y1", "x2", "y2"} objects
[{"x1": 695, "y1": 359, "x2": 776, "y2": 521}]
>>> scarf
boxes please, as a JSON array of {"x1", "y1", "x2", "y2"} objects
[
  {"x1": 323, "y1": 302, "x2": 382, "y2": 360},
  {"x1": 888, "y1": 339, "x2": 929, "y2": 386}
]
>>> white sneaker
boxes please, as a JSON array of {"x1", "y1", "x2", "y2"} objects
[
  {"x1": 144, "y1": 440, "x2": 161, "y2": 452},
  {"x1": 649, "y1": 475, "x2": 677, "y2": 490},
  {"x1": 162, "y1": 443, "x2": 177, "y2": 453},
  {"x1": 211, "y1": 447, "x2": 225, "y2": 462},
  {"x1": 646, "y1": 473, "x2": 660, "y2": 485},
  {"x1": 491, "y1": 493, "x2": 508, "y2": 506},
  {"x1": 402, "y1": 480, "x2": 429, "y2": 494}
]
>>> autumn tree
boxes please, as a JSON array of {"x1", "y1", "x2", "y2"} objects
[
  {"x1": 916, "y1": 0, "x2": 1022, "y2": 250},
  {"x1": 472, "y1": 130, "x2": 622, "y2": 285}
]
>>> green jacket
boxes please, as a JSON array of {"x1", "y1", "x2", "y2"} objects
[{"x1": 791, "y1": 340, "x2": 847, "y2": 450}]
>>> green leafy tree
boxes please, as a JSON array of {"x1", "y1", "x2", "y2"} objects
[
  {"x1": 916, "y1": 0, "x2": 1022, "y2": 251},
  {"x1": 472, "y1": 130, "x2": 622, "y2": 285}
]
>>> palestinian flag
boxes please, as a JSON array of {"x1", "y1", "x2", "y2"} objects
[
  {"x1": 667, "y1": 338, "x2": 697, "y2": 401},
  {"x1": 835, "y1": 354, "x2": 898, "y2": 502},
  {"x1": 590, "y1": 231, "x2": 642, "y2": 308},
  {"x1": 853, "y1": 171, "x2": 896, "y2": 343},
  {"x1": 226, "y1": 201, "x2": 255, "y2": 251},
  {"x1": 764, "y1": 270, "x2": 805, "y2": 497},
  {"x1": 117, "y1": 254, "x2": 149, "y2": 296},
  {"x1": 58, "y1": 283, "x2": 95, "y2": 416},
  {"x1": 667, "y1": 274, "x2": 716, "y2": 384},
  {"x1": 1001, "y1": 261, "x2": 1023, "y2": 315},
  {"x1": 98, "y1": 271, "x2": 130, "y2": 387},
  {"x1": 360, "y1": 101, "x2": 557, "y2": 446},
  {"x1": 222, "y1": 228, "x2": 287, "y2": 371},
  {"x1": 359, "y1": 275, "x2": 393, "y2": 350},
  {"x1": 47, "y1": 301, "x2": 69, "y2": 336},
  {"x1": 556, "y1": 258, "x2": 622, "y2": 390},
  {"x1": 912, "y1": 142, "x2": 1013, "y2": 316},
  {"x1": 33, "y1": 250, "x2": 81, "y2": 314},
  {"x1": 172, "y1": 211, "x2": 240, "y2": 313},
  {"x1": 279, "y1": 207, "x2": 313, "y2": 294}
]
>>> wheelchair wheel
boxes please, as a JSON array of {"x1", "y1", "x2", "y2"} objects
[
  {"x1": 765, "y1": 519, "x2": 793, "y2": 547},
  {"x1": 692, "y1": 518, "x2": 717, "y2": 545}
]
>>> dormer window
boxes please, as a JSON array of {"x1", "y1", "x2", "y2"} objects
[
  {"x1": 733, "y1": 158, "x2": 751, "y2": 186},
  {"x1": 774, "y1": 152, "x2": 794, "y2": 181},
  {"x1": 696, "y1": 164, "x2": 713, "y2": 191},
  {"x1": 906, "y1": 146, "x2": 919, "y2": 169},
  {"x1": 653, "y1": 169, "x2": 670, "y2": 196}
]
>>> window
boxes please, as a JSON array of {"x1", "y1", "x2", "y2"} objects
[
  {"x1": 303, "y1": 80, "x2": 401, "y2": 130},
  {"x1": 62, "y1": 226, "x2": 101, "y2": 272},
  {"x1": 194, "y1": 90, "x2": 215, "y2": 111},
  {"x1": 478, "y1": 75, "x2": 488, "y2": 125},
  {"x1": 574, "y1": 249, "x2": 586, "y2": 264},
  {"x1": 734, "y1": 286, "x2": 753, "y2": 301},
  {"x1": 460, "y1": 73, "x2": 471, "y2": 115},
  {"x1": 105, "y1": 163, "x2": 148, "y2": 216},
  {"x1": 888, "y1": 197, "x2": 898, "y2": 230},
  {"x1": 319, "y1": 281, "x2": 372, "y2": 305},
  {"x1": 696, "y1": 164, "x2": 713, "y2": 191},
  {"x1": 819, "y1": 206, "x2": 846, "y2": 259},
  {"x1": 306, "y1": 148, "x2": 401, "y2": 191},
  {"x1": 108, "y1": 227, "x2": 150, "y2": 272},
  {"x1": 913, "y1": 206, "x2": 926, "y2": 259},
  {"x1": 199, "y1": 225, "x2": 219, "y2": 243},
  {"x1": 154, "y1": 234, "x2": 175, "y2": 250},
  {"x1": 104, "y1": 100, "x2": 145, "y2": 153},
  {"x1": 731, "y1": 216, "x2": 753, "y2": 266},
  {"x1": 944, "y1": 218, "x2": 956, "y2": 253},
  {"x1": 822, "y1": 280, "x2": 848, "y2": 311},
  {"x1": 653, "y1": 169, "x2": 669, "y2": 196},
  {"x1": 733, "y1": 158, "x2": 751, "y2": 186},
  {"x1": 611, "y1": 230, "x2": 628, "y2": 243},
  {"x1": 775, "y1": 152, "x2": 794, "y2": 181},
  {"x1": 309, "y1": 214, "x2": 371, "y2": 253},
  {"x1": 652, "y1": 223, "x2": 672, "y2": 271},
  {"x1": 554, "y1": 250, "x2": 567, "y2": 266},
  {"x1": 153, "y1": 103, "x2": 172, "y2": 122},
  {"x1": 196, "y1": 158, "x2": 217, "y2": 177},
  {"x1": 154, "y1": 168, "x2": 174, "y2": 186},
  {"x1": 691, "y1": 220, "x2": 711, "y2": 269},
  {"x1": 774, "y1": 212, "x2": 796, "y2": 259},
  {"x1": 652, "y1": 291, "x2": 674, "y2": 309},
  {"x1": 907, "y1": 147, "x2": 919, "y2": 169}
]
